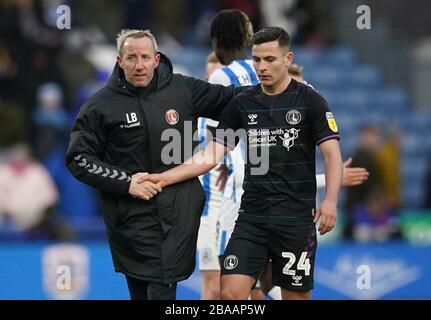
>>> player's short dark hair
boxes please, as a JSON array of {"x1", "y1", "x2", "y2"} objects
[
  {"x1": 210, "y1": 9, "x2": 253, "y2": 51},
  {"x1": 252, "y1": 27, "x2": 291, "y2": 50}
]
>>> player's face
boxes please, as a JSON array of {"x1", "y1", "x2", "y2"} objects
[
  {"x1": 252, "y1": 40, "x2": 293, "y2": 88},
  {"x1": 118, "y1": 37, "x2": 160, "y2": 87}
]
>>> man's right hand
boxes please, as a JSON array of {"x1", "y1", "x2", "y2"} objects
[{"x1": 129, "y1": 172, "x2": 162, "y2": 200}]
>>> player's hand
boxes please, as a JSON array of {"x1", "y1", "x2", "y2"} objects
[
  {"x1": 216, "y1": 164, "x2": 229, "y2": 191},
  {"x1": 129, "y1": 172, "x2": 163, "y2": 200},
  {"x1": 314, "y1": 199, "x2": 337, "y2": 235},
  {"x1": 137, "y1": 173, "x2": 166, "y2": 187},
  {"x1": 342, "y1": 157, "x2": 369, "y2": 187}
]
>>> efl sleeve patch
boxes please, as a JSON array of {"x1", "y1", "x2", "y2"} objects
[{"x1": 326, "y1": 112, "x2": 338, "y2": 133}]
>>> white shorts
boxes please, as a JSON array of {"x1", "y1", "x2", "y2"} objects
[{"x1": 197, "y1": 170, "x2": 222, "y2": 271}]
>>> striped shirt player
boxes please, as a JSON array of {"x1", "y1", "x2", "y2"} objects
[{"x1": 196, "y1": 59, "x2": 258, "y2": 271}]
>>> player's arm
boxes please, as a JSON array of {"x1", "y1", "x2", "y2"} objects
[
  {"x1": 314, "y1": 139, "x2": 343, "y2": 235},
  {"x1": 140, "y1": 97, "x2": 242, "y2": 187},
  {"x1": 66, "y1": 101, "x2": 161, "y2": 200},
  {"x1": 139, "y1": 141, "x2": 228, "y2": 187},
  {"x1": 308, "y1": 90, "x2": 342, "y2": 235},
  {"x1": 316, "y1": 157, "x2": 369, "y2": 189},
  {"x1": 183, "y1": 75, "x2": 241, "y2": 121}
]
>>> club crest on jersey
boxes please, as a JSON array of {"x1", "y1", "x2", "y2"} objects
[
  {"x1": 286, "y1": 109, "x2": 302, "y2": 125},
  {"x1": 165, "y1": 109, "x2": 179, "y2": 125},
  {"x1": 248, "y1": 113, "x2": 258, "y2": 125},
  {"x1": 223, "y1": 255, "x2": 238, "y2": 270},
  {"x1": 280, "y1": 128, "x2": 300, "y2": 151},
  {"x1": 326, "y1": 112, "x2": 338, "y2": 132}
]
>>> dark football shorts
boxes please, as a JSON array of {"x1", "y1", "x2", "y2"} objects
[{"x1": 221, "y1": 218, "x2": 317, "y2": 292}]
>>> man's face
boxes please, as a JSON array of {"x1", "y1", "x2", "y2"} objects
[
  {"x1": 117, "y1": 37, "x2": 160, "y2": 87},
  {"x1": 252, "y1": 40, "x2": 293, "y2": 88}
]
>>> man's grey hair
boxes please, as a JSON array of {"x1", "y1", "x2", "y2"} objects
[{"x1": 116, "y1": 29, "x2": 158, "y2": 55}]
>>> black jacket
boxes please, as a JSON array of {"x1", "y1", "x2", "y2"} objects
[{"x1": 66, "y1": 53, "x2": 238, "y2": 283}]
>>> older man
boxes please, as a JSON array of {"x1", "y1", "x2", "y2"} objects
[{"x1": 66, "y1": 29, "x2": 239, "y2": 300}]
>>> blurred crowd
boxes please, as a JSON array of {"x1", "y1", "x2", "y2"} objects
[{"x1": 0, "y1": 0, "x2": 428, "y2": 242}]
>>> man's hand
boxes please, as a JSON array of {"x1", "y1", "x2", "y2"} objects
[
  {"x1": 342, "y1": 157, "x2": 369, "y2": 187},
  {"x1": 314, "y1": 199, "x2": 337, "y2": 235},
  {"x1": 129, "y1": 172, "x2": 162, "y2": 200},
  {"x1": 137, "y1": 173, "x2": 167, "y2": 187},
  {"x1": 216, "y1": 164, "x2": 229, "y2": 191}
]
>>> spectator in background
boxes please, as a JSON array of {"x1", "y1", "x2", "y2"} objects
[
  {"x1": 343, "y1": 125, "x2": 380, "y2": 239},
  {"x1": 288, "y1": 63, "x2": 304, "y2": 81},
  {"x1": 0, "y1": 143, "x2": 74, "y2": 240},
  {"x1": 344, "y1": 124, "x2": 402, "y2": 242},
  {"x1": 13, "y1": 0, "x2": 65, "y2": 112},
  {"x1": 31, "y1": 82, "x2": 68, "y2": 160},
  {"x1": 375, "y1": 125, "x2": 402, "y2": 210},
  {"x1": 352, "y1": 188, "x2": 402, "y2": 242},
  {"x1": 0, "y1": 40, "x2": 17, "y2": 101},
  {"x1": 0, "y1": 103, "x2": 27, "y2": 149},
  {"x1": 368, "y1": 125, "x2": 403, "y2": 241}
]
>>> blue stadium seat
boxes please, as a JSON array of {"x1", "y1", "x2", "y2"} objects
[
  {"x1": 344, "y1": 66, "x2": 382, "y2": 88},
  {"x1": 401, "y1": 156, "x2": 428, "y2": 178},
  {"x1": 306, "y1": 67, "x2": 344, "y2": 88},
  {"x1": 402, "y1": 133, "x2": 428, "y2": 156},
  {"x1": 400, "y1": 113, "x2": 431, "y2": 132},
  {"x1": 334, "y1": 89, "x2": 370, "y2": 111},
  {"x1": 292, "y1": 47, "x2": 319, "y2": 66},
  {"x1": 375, "y1": 88, "x2": 408, "y2": 110},
  {"x1": 403, "y1": 182, "x2": 424, "y2": 208},
  {"x1": 333, "y1": 112, "x2": 358, "y2": 129},
  {"x1": 317, "y1": 46, "x2": 358, "y2": 67}
]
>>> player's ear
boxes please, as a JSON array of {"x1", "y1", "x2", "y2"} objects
[
  {"x1": 286, "y1": 51, "x2": 293, "y2": 66},
  {"x1": 154, "y1": 52, "x2": 160, "y2": 67}
]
